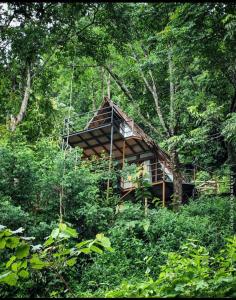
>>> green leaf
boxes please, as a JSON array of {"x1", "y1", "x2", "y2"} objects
[
  {"x1": 6, "y1": 237, "x2": 20, "y2": 249},
  {"x1": 0, "y1": 238, "x2": 6, "y2": 249},
  {"x1": 16, "y1": 243, "x2": 30, "y2": 259},
  {"x1": 59, "y1": 223, "x2": 78, "y2": 238},
  {"x1": 76, "y1": 240, "x2": 92, "y2": 249},
  {"x1": 30, "y1": 254, "x2": 48, "y2": 270},
  {"x1": 18, "y1": 270, "x2": 29, "y2": 279},
  {"x1": 44, "y1": 236, "x2": 54, "y2": 247},
  {"x1": 64, "y1": 226, "x2": 78, "y2": 238},
  {"x1": 90, "y1": 245, "x2": 103, "y2": 254},
  {"x1": 21, "y1": 260, "x2": 28, "y2": 269},
  {"x1": 59, "y1": 223, "x2": 67, "y2": 231},
  {"x1": 11, "y1": 262, "x2": 19, "y2": 272},
  {"x1": 80, "y1": 248, "x2": 91, "y2": 254},
  {"x1": 66, "y1": 257, "x2": 77, "y2": 267},
  {"x1": 50, "y1": 228, "x2": 59, "y2": 239},
  {"x1": 96, "y1": 233, "x2": 111, "y2": 248},
  {"x1": 96, "y1": 233, "x2": 105, "y2": 241},
  {"x1": 3, "y1": 229, "x2": 13, "y2": 237},
  {"x1": 0, "y1": 272, "x2": 18, "y2": 286},
  {"x1": 6, "y1": 256, "x2": 16, "y2": 268}
]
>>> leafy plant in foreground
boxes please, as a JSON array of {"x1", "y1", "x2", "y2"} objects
[
  {"x1": 105, "y1": 236, "x2": 236, "y2": 298},
  {"x1": 0, "y1": 223, "x2": 113, "y2": 296}
]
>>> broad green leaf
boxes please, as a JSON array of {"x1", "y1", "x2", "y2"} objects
[
  {"x1": 105, "y1": 246, "x2": 115, "y2": 253},
  {"x1": 96, "y1": 234, "x2": 111, "y2": 248},
  {"x1": 11, "y1": 262, "x2": 19, "y2": 272},
  {"x1": 53, "y1": 248, "x2": 71, "y2": 257},
  {"x1": 90, "y1": 245, "x2": 103, "y2": 254},
  {"x1": 6, "y1": 237, "x2": 20, "y2": 249},
  {"x1": 0, "y1": 272, "x2": 18, "y2": 286},
  {"x1": 96, "y1": 233, "x2": 105, "y2": 241},
  {"x1": 59, "y1": 223, "x2": 67, "y2": 231},
  {"x1": 18, "y1": 270, "x2": 29, "y2": 279},
  {"x1": 0, "y1": 238, "x2": 6, "y2": 249},
  {"x1": 80, "y1": 248, "x2": 91, "y2": 254},
  {"x1": 64, "y1": 226, "x2": 78, "y2": 238},
  {"x1": 30, "y1": 254, "x2": 48, "y2": 270},
  {"x1": 3, "y1": 230, "x2": 13, "y2": 237},
  {"x1": 44, "y1": 236, "x2": 54, "y2": 247},
  {"x1": 16, "y1": 243, "x2": 30, "y2": 259},
  {"x1": 0, "y1": 272, "x2": 11, "y2": 280},
  {"x1": 21, "y1": 260, "x2": 28, "y2": 269},
  {"x1": 51, "y1": 228, "x2": 59, "y2": 239},
  {"x1": 76, "y1": 240, "x2": 91, "y2": 249},
  {"x1": 66, "y1": 257, "x2": 77, "y2": 266},
  {"x1": 6, "y1": 256, "x2": 16, "y2": 268}
]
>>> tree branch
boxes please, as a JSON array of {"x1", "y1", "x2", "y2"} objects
[
  {"x1": 168, "y1": 48, "x2": 175, "y2": 135},
  {"x1": 10, "y1": 65, "x2": 31, "y2": 131},
  {"x1": 132, "y1": 51, "x2": 170, "y2": 137},
  {"x1": 104, "y1": 64, "x2": 163, "y2": 137}
]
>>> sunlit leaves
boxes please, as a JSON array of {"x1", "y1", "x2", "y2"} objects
[
  {"x1": 16, "y1": 243, "x2": 30, "y2": 259},
  {"x1": 222, "y1": 113, "x2": 236, "y2": 144},
  {"x1": 0, "y1": 223, "x2": 112, "y2": 289}
]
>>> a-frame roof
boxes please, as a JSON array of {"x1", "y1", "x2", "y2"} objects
[
  {"x1": 65, "y1": 97, "x2": 171, "y2": 165},
  {"x1": 96, "y1": 97, "x2": 171, "y2": 163}
]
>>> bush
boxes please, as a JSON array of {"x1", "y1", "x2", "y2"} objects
[
  {"x1": 0, "y1": 196, "x2": 30, "y2": 230},
  {"x1": 78, "y1": 196, "x2": 235, "y2": 292},
  {"x1": 105, "y1": 236, "x2": 236, "y2": 298}
]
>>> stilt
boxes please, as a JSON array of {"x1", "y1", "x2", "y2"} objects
[
  {"x1": 162, "y1": 181, "x2": 166, "y2": 208},
  {"x1": 106, "y1": 105, "x2": 114, "y2": 201},
  {"x1": 122, "y1": 139, "x2": 126, "y2": 169},
  {"x1": 162, "y1": 161, "x2": 166, "y2": 207}
]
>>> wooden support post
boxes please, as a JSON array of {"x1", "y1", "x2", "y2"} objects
[
  {"x1": 122, "y1": 139, "x2": 126, "y2": 169},
  {"x1": 162, "y1": 161, "x2": 166, "y2": 207},
  {"x1": 106, "y1": 105, "x2": 114, "y2": 201},
  {"x1": 162, "y1": 180, "x2": 166, "y2": 208},
  {"x1": 154, "y1": 157, "x2": 157, "y2": 183}
]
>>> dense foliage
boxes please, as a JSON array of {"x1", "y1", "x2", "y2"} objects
[{"x1": 0, "y1": 2, "x2": 235, "y2": 298}]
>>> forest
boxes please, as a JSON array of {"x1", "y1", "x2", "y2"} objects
[{"x1": 0, "y1": 2, "x2": 236, "y2": 298}]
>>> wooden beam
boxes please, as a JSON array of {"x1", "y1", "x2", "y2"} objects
[
  {"x1": 100, "y1": 127, "x2": 123, "y2": 156},
  {"x1": 122, "y1": 139, "x2": 126, "y2": 169},
  {"x1": 162, "y1": 181, "x2": 166, "y2": 208},
  {"x1": 124, "y1": 139, "x2": 138, "y2": 156},
  {"x1": 88, "y1": 130, "x2": 109, "y2": 153},
  {"x1": 69, "y1": 132, "x2": 110, "y2": 146},
  {"x1": 135, "y1": 138, "x2": 148, "y2": 152},
  {"x1": 78, "y1": 133, "x2": 100, "y2": 156},
  {"x1": 115, "y1": 150, "x2": 155, "y2": 162},
  {"x1": 63, "y1": 123, "x2": 112, "y2": 139}
]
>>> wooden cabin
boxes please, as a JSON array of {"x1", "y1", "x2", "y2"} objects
[{"x1": 63, "y1": 97, "x2": 194, "y2": 205}]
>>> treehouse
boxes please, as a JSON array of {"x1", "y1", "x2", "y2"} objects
[{"x1": 63, "y1": 97, "x2": 195, "y2": 206}]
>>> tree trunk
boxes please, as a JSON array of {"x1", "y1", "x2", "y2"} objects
[
  {"x1": 227, "y1": 141, "x2": 236, "y2": 196},
  {"x1": 107, "y1": 70, "x2": 111, "y2": 99},
  {"x1": 10, "y1": 65, "x2": 31, "y2": 131},
  {"x1": 228, "y1": 88, "x2": 236, "y2": 196},
  {"x1": 170, "y1": 150, "x2": 183, "y2": 211}
]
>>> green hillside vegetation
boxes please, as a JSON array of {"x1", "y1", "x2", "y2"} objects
[{"x1": 0, "y1": 3, "x2": 235, "y2": 298}]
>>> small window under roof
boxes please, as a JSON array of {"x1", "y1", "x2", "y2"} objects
[{"x1": 119, "y1": 122, "x2": 133, "y2": 138}]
